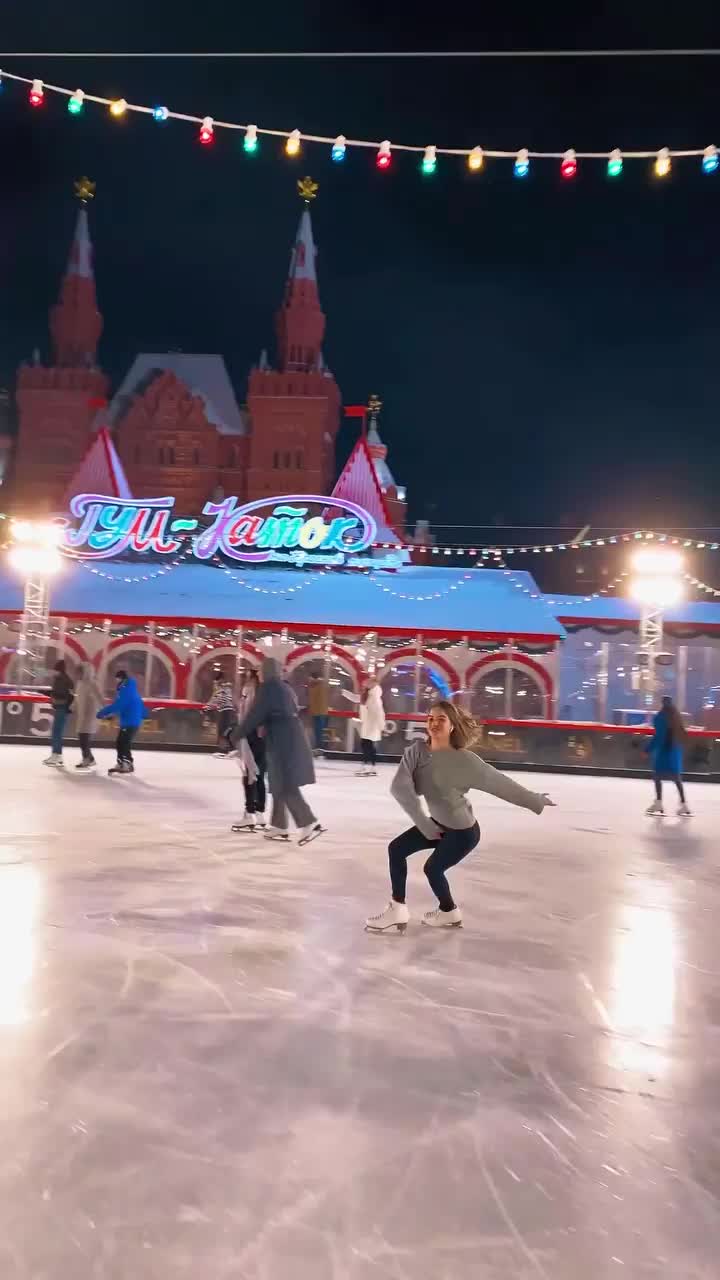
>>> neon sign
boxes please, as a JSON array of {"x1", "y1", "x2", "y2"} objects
[{"x1": 61, "y1": 493, "x2": 378, "y2": 565}]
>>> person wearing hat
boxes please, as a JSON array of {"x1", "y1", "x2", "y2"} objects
[{"x1": 96, "y1": 669, "x2": 148, "y2": 775}]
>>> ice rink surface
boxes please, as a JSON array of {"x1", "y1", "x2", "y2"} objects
[{"x1": 2, "y1": 745, "x2": 720, "y2": 1278}]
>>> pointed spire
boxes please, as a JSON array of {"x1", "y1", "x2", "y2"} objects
[
  {"x1": 288, "y1": 208, "x2": 317, "y2": 283},
  {"x1": 49, "y1": 201, "x2": 103, "y2": 368},
  {"x1": 67, "y1": 207, "x2": 94, "y2": 279},
  {"x1": 275, "y1": 204, "x2": 325, "y2": 372},
  {"x1": 258, "y1": 348, "x2": 269, "y2": 371}
]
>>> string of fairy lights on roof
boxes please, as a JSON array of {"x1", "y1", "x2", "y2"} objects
[{"x1": 1, "y1": 68, "x2": 719, "y2": 180}]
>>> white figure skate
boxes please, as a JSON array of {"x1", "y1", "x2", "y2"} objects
[
  {"x1": 422, "y1": 907, "x2": 463, "y2": 928},
  {"x1": 365, "y1": 901, "x2": 410, "y2": 933}
]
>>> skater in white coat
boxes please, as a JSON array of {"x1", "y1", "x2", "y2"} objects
[
  {"x1": 342, "y1": 677, "x2": 386, "y2": 775},
  {"x1": 366, "y1": 700, "x2": 555, "y2": 932}
]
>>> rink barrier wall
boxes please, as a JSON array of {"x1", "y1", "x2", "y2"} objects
[{"x1": 2, "y1": 696, "x2": 720, "y2": 779}]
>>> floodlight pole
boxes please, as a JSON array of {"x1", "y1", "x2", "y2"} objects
[
  {"x1": 17, "y1": 573, "x2": 52, "y2": 688},
  {"x1": 637, "y1": 602, "x2": 664, "y2": 705}
]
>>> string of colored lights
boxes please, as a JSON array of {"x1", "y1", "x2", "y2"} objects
[
  {"x1": 684, "y1": 571, "x2": 720, "y2": 599},
  {"x1": 366, "y1": 570, "x2": 474, "y2": 601},
  {"x1": 2, "y1": 68, "x2": 718, "y2": 178}
]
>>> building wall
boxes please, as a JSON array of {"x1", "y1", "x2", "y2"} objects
[
  {"x1": 13, "y1": 367, "x2": 109, "y2": 513},
  {"x1": 245, "y1": 368, "x2": 341, "y2": 503}
]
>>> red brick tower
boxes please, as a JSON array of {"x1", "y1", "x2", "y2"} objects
[
  {"x1": 13, "y1": 199, "x2": 109, "y2": 513},
  {"x1": 245, "y1": 204, "x2": 341, "y2": 501}
]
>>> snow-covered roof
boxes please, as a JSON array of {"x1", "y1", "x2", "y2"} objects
[
  {"x1": 97, "y1": 353, "x2": 247, "y2": 437},
  {"x1": 0, "y1": 563, "x2": 565, "y2": 640},
  {"x1": 547, "y1": 594, "x2": 720, "y2": 627}
]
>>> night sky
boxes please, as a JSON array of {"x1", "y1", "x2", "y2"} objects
[{"x1": 2, "y1": 4, "x2": 719, "y2": 548}]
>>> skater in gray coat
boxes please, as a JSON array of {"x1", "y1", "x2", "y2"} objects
[
  {"x1": 230, "y1": 657, "x2": 324, "y2": 844},
  {"x1": 73, "y1": 662, "x2": 105, "y2": 769}
]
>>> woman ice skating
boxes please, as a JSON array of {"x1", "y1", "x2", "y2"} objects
[
  {"x1": 342, "y1": 677, "x2": 386, "y2": 775},
  {"x1": 231, "y1": 668, "x2": 268, "y2": 832},
  {"x1": 96, "y1": 669, "x2": 148, "y2": 775},
  {"x1": 366, "y1": 701, "x2": 555, "y2": 932},
  {"x1": 645, "y1": 695, "x2": 691, "y2": 816},
  {"x1": 204, "y1": 675, "x2": 237, "y2": 757},
  {"x1": 230, "y1": 657, "x2": 324, "y2": 844},
  {"x1": 72, "y1": 662, "x2": 105, "y2": 770},
  {"x1": 44, "y1": 659, "x2": 75, "y2": 768}
]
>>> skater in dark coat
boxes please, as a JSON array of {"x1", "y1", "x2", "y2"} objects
[
  {"x1": 230, "y1": 657, "x2": 324, "y2": 844},
  {"x1": 644, "y1": 695, "x2": 691, "y2": 816},
  {"x1": 44, "y1": 659, "x2": 75, "y2": 768}
]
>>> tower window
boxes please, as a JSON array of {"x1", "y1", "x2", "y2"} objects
[
  {"x1": 283, "y1": 451, "x2": 291, "y2": 469},
  {"x1": 193, "y1": 448, "x2": 200, "y2": 466},
  {"x1": 295, "y1": 451, "x2": 303, "y2": 469},
  {"x1": 273, "y1": 451, "x2": 279, "y2": 469},
  {"x1": 169, "y1": 447, "x2": 175, "y2": 465},
  {"x1": 158, "y1": 447, "x2": 165, "y2": 465}
]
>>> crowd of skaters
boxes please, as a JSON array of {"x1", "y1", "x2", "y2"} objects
[{"x1": 39, "y1": 657, "x2": 692, "y2": 928}]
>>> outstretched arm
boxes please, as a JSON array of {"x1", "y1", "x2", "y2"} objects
[{"x1": 457, "y1": 752, "x2": 552, "y2": 814}]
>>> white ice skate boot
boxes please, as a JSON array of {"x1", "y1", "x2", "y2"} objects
[
  {"x1": 264, "y1": 826, "x2": 290, "y2": 842},
  {"x1": 422, "y1": 907, "x2": 463, "y2": 928},
  {"x1": 677, "y1": 802, "x2": 692, "y2": 817},
  {"x1": 365, "y1": 901, "x2": 410, "y2": 933},
  {"x1": 298, "y1": 821, "x2": 326, "y2": 846},
  {"x1": 231, "y1": 814, "x2": 256, "y2": 832},
  {"x1": 646, "y1": 800, "x2": 665, "y2": 816},
  {"x1": 43, "y1": 753, "x2": 64, "y2": 768}
]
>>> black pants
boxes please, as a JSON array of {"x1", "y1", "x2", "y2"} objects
[
  {"x1": 116, "y1": 727, "x2": 136, "y2": 765},
  {"x1": 243, "y1": 732, "x2": 267, "y2": 814},
  {"x1": 655, "y1": 773, "x2": 686, "y2": 804},
  {"x1": 389, "y1": 823, "x2": 480, "y2": 912},
  {"x1": 78, "y1": 732, "x2": 95, "y2": 761},
  {"x1": 361, "y1": 738, "x2": 377, "y2": 766},
  {"x1": 218, "y1": 709, "x2": 236, "y2": 751}
]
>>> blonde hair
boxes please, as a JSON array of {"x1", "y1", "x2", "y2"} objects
[{"x1": 427, "y1": 700, "x2": 481, "y2": 750}]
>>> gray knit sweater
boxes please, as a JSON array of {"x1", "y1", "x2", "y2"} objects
[{"x1": 391, "y1": 741, "x2": 546, "y2": 836}]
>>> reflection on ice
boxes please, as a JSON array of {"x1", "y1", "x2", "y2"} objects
[
  {"x1": 608, "y1": 895, "x2": 677, "y2": 1075},
  {"x1": 0, "y1": 865, "x2": 40, "y2": 1025}
]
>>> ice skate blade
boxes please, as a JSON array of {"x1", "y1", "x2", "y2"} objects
[
  {"x1": 298, "y1": 825, "x2": 326, "y2": 846},
  {"x1": 422, "y1": 919, "x2": 463, "y2": 929},
  {"x1": 231, "y1": 824, "x2": 255, "y2": 833},
  {"x1": 365, "y1": 922, "x2": 408, "y2": 934}
]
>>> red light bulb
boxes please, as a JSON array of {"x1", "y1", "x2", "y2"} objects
[
  {"x1": 376, "y1": 139, "x2": 392, "y2": 170},
  {"x1": 29, "y1": 79, "x2": 44, "y2": 108},
  {"x1": 560, "y1": 148, "x2": 577, "y2": 179},
  {"x1": 199, "y1": 116, "x2": 214, "y2": 146}
]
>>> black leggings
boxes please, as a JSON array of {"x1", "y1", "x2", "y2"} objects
[
  {"x1": 655, "y1": 774, "x2": 686, "y2": 804},
  {"x1": 116, "y1": 727, "x2": 136, "y2": 764},
  {"x1": 361, "y1": 738, "x2": 377, "y2": 766},
  {"x1": 243, "y1": 733, "x2": 267, "y2": 814},
  {"x1": 389, "y1": 823, "x2": 480, "y2": 912}
]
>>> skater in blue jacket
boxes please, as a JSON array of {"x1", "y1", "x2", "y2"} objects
[
  {"x1": 97, "y1": 670, "x2": 148, "y2": 775},
  {"x1": 645, "y1": 696, "x2": 691, "y2": 817}
]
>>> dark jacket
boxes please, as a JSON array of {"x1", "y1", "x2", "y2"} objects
[
  {"x1": 97, "y1": 676, "x2": 148, "y2": 730},
  {"x1": 51, "y1": 670, "x2": 74, "y2": 711},
  {"x1": 231, "y1": 657, "x2": 315, "y2": 793},
  {"x1": 645, "y1": 708, "x2": 684, "y2": 775}
]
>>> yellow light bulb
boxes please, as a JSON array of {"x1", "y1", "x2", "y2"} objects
[
  {"x1": 468, "y1": 146, "x2": 484, "y2": 172},
  {"x1": 286, "y1": 129, "x2": 301, "y2": 156},
  {"x1": 655, "y1": 146, "x2": 671, "y2": 178},
  {"x1": 110, "y1": 98, "x2": 128, "y2": 118}
]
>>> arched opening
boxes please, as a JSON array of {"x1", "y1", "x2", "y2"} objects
[
  {"x1": 285, "y1": 647, "x2": 361, "y2": 752},
  {"x1": 379, "y1": 649, "x2": 459, "y2": 717},
  {"x1": 467, "y1": 655, "x2": 552, "y2": 720},
  {"x1": 191, "y1": 648, "x2": 261, "y2": 705},
  {"x1": 103, "y1": 647, "x2": 174, "y2": 699}
]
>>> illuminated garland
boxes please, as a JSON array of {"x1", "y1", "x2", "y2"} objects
[{"x1": 1, "y1": 68, "x2": 718, "y2": 180}]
